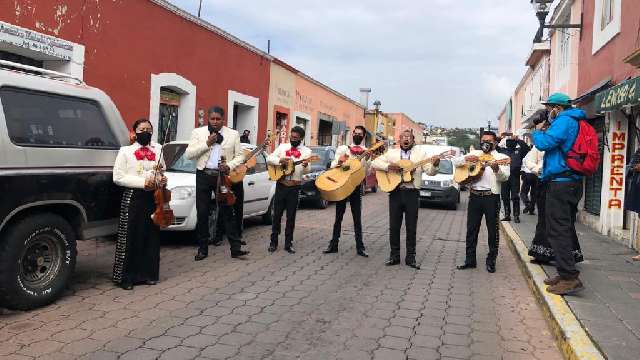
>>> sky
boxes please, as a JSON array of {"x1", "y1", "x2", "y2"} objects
[{"x1": 168, "y1": 0, "x2": 540, "y2": 128}]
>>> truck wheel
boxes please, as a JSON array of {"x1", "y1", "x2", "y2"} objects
[
  {"x1": 0, "y1": 213, "x2": 77, "y2": 310},
  {"x1": 262, "y1": 199, "x2": 274, "y2": 225}
]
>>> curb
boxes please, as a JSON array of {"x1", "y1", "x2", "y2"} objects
[{"x1": 500, "y1": 221, "x2": 605, "y2": 360}]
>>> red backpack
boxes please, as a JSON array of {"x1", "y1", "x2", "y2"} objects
[{"x1": 566, "y1": 118, "x2": 600, "y2": 176}]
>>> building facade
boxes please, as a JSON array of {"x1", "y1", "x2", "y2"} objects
[{"x1": 388, "y1": 113, "x2": 423, "y2": 145}]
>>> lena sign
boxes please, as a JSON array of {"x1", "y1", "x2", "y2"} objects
[{"x1": 0, "y1": 21, "x2": 74, "y2": 61}]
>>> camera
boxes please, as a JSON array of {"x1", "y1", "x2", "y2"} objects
[{"x1": 531, "y1": 108, "x2": 549, "y2": 126}]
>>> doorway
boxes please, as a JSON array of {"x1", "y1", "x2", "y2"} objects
[
  {"x1": 158, "y1": 88, "x2": 179, "y2": 144},
  {"x1": 318, "y1": 119, "x2": 333, "y2": 146},
  {"x1": 233, "y1": 103, "x2": 256, "y2": 144}
]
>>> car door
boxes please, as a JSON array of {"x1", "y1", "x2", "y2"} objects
[{"x1": 243, "y1": 153, "x2": 271, "y2": 216}]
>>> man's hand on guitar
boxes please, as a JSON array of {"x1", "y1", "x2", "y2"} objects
[
  {"x1": 301, "y1": 159, "x2": 310, "y2": 168},
  {"x1": 431, "y1": 157, "x2": 440, "y2": 167},
  {"x1": 279, "y1": 158, "x2": 289, "y2": 165},
  {"x1": 337, "y1": 154, "x2": 348, "y2": 166},
  {"x1": 489, "y1": 162, "x2": 500, "y2": 173},
  {"x1": 465, "y1": 155, "x2": 479, "y2": 162},
  {"x1": 388, "y1": 164, "x2": 402, "y2": 172}
]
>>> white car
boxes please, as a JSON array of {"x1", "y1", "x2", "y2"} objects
[
  {"x1": 416, "y1": 145, "x2": 462, "y2": 210},
  {"x1": 161, "y1": 141, "x2": 276, "y2": 231}
]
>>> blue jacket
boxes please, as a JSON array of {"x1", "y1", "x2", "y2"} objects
[{"x1": 532, "y1": 108, "x2": 584, "y2": 182}]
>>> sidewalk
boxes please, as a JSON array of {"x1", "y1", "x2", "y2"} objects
[{"x1": 505, "y1": 213, "x2": 640, "y2": 360}]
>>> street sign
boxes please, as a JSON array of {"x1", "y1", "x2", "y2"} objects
[{"x1": 595, "y1": 77, "x2": 640, "y2": 113}]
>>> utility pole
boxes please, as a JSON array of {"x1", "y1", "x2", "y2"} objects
[{"x1": 197, "y1": 0, "x2": 203, "y2": 17}]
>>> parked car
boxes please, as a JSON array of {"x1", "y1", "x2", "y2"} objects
[
  {"x1": 162, "y1": 142, "x2": 276, "y2": 232},
  {"x1": 416, "y1": 145, "x2": 462, "y2": 210},
  {"x1": 299, "y1": 146, "x2": 335, "y2": 208},
  {"x1": 0, "y1": 61, "x2": 129, "y2": 310}
]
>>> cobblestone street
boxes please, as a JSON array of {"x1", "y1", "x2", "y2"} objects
[{"x1": 0, "y1": 192, "x2": 562, "y2": 360}]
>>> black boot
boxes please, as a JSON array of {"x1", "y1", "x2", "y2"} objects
[{"x1": 323, "y1": 240, "x2": 339, "y2": 254}]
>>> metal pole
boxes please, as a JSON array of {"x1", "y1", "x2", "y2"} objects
[{"x1": 197, "y1": 0, "x2": 203, "y2": 17}]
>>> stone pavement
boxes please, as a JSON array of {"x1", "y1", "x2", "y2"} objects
[
  {"x1": 0, "y1": 192, "x2": 561, "y2": 360},
  {"x1": 510, "y1": 212, "x2": 640, "y2": 360}
]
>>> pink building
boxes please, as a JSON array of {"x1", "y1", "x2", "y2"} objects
[{"x1": 388, "y1": 113, "x2": 424, "y2": 144}]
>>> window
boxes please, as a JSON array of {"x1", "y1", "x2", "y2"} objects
[
  {"x1": 437, "y1": 160, "x2": 453, "y2": 175},
  {"x1": 601, "y1": 0, "x2": 614, "y2": 30},
  {"x1": 0, "y1": 87, "x2": 119, "y2": 149}
]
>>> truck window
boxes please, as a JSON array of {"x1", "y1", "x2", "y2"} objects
[{"x1": 0, "y1": 87, "x2": 119, "y2": 149}]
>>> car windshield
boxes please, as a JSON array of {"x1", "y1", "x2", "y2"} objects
[
  {"x1": 165, "y1": 144, "x2": 196, "y2": 173},
  {"x1": 438, "y1": 160, "x2": 453, "y2": 175}
]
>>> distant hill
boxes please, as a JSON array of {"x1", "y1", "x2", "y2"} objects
[{"x1": 425, "y1": 127, "x2": 480, "y2": 152}]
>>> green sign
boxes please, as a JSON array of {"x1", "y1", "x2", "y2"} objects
[{"x1": 595, "y1": 77, "x2": 640, "y2": 113}]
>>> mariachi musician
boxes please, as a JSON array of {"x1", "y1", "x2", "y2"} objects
[
  {"x1": 186, "y1": 106, "x2": 248, "y2": 261},
  {"x1": 371, "y1": 129, "x2": 439, "y2": 269},
  {"x1": 324, "y1": 125, "x2": 371, "y2": 257},
  {"x1": 453, "y1": 131, "x2": 510, "y2": 273},
  {"x1": 112, "y1": 118, "x2": 166, "y2": 290},
  {"x1": 266, "y1": 126, "x2": 312, "y2": 254}
]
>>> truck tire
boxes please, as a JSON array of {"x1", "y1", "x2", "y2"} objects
[{"x1": 0, "y1": 213, "x2": 77, "y2": 310}]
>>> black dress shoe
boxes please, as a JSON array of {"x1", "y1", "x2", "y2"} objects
[
  {"x1": 501, "y1": 216, "x2": 511, "y2": 222},
  {"x1": 385, "y1": 258, "x2": 400, "y2": 266},
  {"x1": 323, "y1": 245, "x2": 339, "y2": 254},
  {"x1": 456, "y1": 263, "x2": 477, "y2": 270},
  {"x1": 194, "y1": 253, "x2": 208, "y2": 261},
  {"x1": 231, "y1": 250, "x2": 249, "y2": 258},
  {"x1": 145, "y1": 280, "x2": 157, "y2": 286},
  {"x1": 268, "y1": 243, "x2": 278, "y2": 252},
  {"x1": 240, "y1": 240, "x2": 247, "y2": 246},
  {"x1": 212, "y1": 240, "x2": 223, "y2": 247},
  {"x1": 357, "y1": 249, "x2": 369, "y2": 258},
  {"x1": 406, "y1": 259, "x2": 420, "y2": 269},
  {"x1": 530, "y1": 258, "x2": 551, "y2": 265},
  {"x1": 486, "y1": 263, "x2": 496, "y2": 273},
  {"x1": 121, "y1": 282, "x2": 134, "y2": 290},
  {"x1": 284, "y1": 246, "x2": 296, "y2": 254},
  {"x1": 514, "y1": 216, "x2": 521, "y2": 223}
]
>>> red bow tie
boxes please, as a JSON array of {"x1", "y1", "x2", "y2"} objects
[
  {"x1": 350, "y1": 146, "x2": 364, "y2": 155},
  {"x1": 134, "y1": 146, "x2": 156, "y2": 161},
  {"x1": 285, "y1": 147, "x2": 301, "y2": 158}
]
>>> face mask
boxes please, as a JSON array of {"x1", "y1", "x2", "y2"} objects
[
  {"x1": 352, "y1": 135, "x2": 364, "y2": 145},
  {"x1": 549, "y1": 107, "x2": 560, "y2": 120},
  {"x1": 290, "y1": 140, "x2": 301, "y2": 148},
  {"x1": 481, "y1": 141, "x2": 493, "y2": 153},
  {"x1": 136, "y1": 132, "x2": 152, "y2": 146}
]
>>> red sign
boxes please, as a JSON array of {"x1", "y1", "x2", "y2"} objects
[{"x1": 608, "y1": 120, "x2": 626, "y2": 209}]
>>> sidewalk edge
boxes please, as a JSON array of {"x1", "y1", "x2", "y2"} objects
[{"x1": 500, "y1": 221, "x2": 605, "y2": 360}]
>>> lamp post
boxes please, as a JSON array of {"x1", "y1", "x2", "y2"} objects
[
  {"x1": 530, "y1": 0, "x2": 582, "y2": 43},
  {"x1": 373, "y1": 100, "x2": 383, "y2": 137},
  {"x1": 197, "y1": 0, "x2": 203, "y2": 17}
]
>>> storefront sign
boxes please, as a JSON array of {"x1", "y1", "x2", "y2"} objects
[
  {"x1": 0, "y1": 21, "x2": 75, "y2": 61},
  {"x1": 596, "y1": 77, "x2": 640, "y2": 113},
  {"x1": 608, "y1": 119, "x2": 626, "y2": 209}
]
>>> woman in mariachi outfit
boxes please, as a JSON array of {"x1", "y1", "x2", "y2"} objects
[{"x1": 112, "y1": 118, "x2": 167, "y2": 290}]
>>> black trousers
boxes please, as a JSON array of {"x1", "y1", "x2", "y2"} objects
[
  {"x1": 331, "y1": 185, "x2": 365, "y2": 250},
  {"x1": 546, "y1": 181, "x2": 583, "y2": 279},
  {"x1": 195, "y1": 171, "x2": 241, "y2": 255},
  {"x1": 520, "y1": 173, "x2": 538, "y2": 212},
  {"x1": 501, "y1": 173, "x2": 521, "y2": 217},
  {"x1": 270, "y1": 183, "x2": 300, "y2": 247},
  {"x1": 389, "y1": 189, "x2": 419, "y2": 260},
  {"x1": 465, "y1": 193, "x2": 500, "y2": 265},
  {"x1": 215, "y1": 181, "x2": 244, "y2": 241}
]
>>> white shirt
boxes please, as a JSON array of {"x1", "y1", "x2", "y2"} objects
[
  {"x1": 451, "y1": 150, "x2": 510, "y2": 194},
  {"x1": 205, "y1": 143, "x2": 221, "y2": 169},
  {"x1": 266, "y1": 143, "x2": 312, "y2": 182},
  {"x1": 185, "y1": 126, "x2": 243, "y2": 171},
  {"x1": 113, "y1": 142, "x2": 165, "y2": 189},
  {"x1": 371, "y1": 147, "x2": 438, "y2": 189},
  {"x1": 524, "y1": 146, "x2": 544, "y2": 176}
]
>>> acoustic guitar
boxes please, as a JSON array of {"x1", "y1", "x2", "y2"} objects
[
  {"x1": 267, "y1": 154, "x2": 321, "y2": 181},
  {"x1": 315, "y1": 142, "x2": 386, "y2": 202},
  {"x1": 453, "y1": 155, "x2": 511, "y2": 186},
  {"x1": 228, "y1": 132, "x2": 276, "y2": 183},
  {"x1": 376, "y1": 150, "x2": 456, "y2": 193}
]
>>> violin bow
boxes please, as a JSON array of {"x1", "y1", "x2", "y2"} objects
[{"x1": 153, "y1": 116, "x2": 173, "y2": 186}]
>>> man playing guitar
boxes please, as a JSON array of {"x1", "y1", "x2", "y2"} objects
[
  {"x1": 323, "y1": 125, "x2": 370, "y2": 257},
  {"x1": 452, "y1": 131, "x2": 510, "y2": 273},
  {"x1": 266, "y1": 126, "x2": 312, "y2": 254},
  {"x1": 371, "y1": 130, "x2": 439, "y2": 269}
]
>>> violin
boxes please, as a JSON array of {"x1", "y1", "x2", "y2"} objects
[
  {"x1": 151, "y1": 162, "x2": 175, "y2": 229},
  {"x1": 216, "y1": 156, "x2": 236, "y2": 206}
]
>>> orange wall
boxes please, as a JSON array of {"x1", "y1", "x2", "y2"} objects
[{"x1": 389, "y1": 113, "x2": 423, "y2": 144}]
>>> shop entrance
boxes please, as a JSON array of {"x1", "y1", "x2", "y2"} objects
[
  {"x1": 158, "y1": 88, "x2": 179, "y2": 144},
  {"x1": 318, "y1": 119, "x2": 333, "y2": 146},
  {"x1": 584, "y1": 117, "x2": 605, "y2": 215}
]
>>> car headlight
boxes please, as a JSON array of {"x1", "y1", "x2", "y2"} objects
[
  {"x1": 441, "y1": 180, "x2": 453, "y2": 188},
  {"x1": 171, "y1": 186, "x2": 196, "y2": 201}
]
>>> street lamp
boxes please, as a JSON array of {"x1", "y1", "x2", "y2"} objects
[
  {"x1": 373, "y1": 100, "x2": 383, "y2": 136},
  {"x1": 529, "y1": 0, "x2": 582, "y2": 43}
]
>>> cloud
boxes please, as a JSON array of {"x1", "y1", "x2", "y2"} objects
[{"x1": 169, "y1": 0, "x2": 538, "y2": 128}]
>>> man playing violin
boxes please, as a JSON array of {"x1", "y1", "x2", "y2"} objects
[
  {"x1": 186, "y1": 106, "x2": 249, "y2": 261},
  {"x1": 324, "y1": 125, "x2": 370, "y2": 257},
  {"x1": 452, "y1": 131, "x2": 510, "y2": 273},
  {"x1": 266, "y1": 126, "x2": 312, "y2": 254},
  {"x1": 371, "y1": 129, "x2": 439, "y2": 269}
]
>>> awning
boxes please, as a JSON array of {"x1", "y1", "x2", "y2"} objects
[
  {"x1": 595, "y1": 76, "x2": 640, "y2": 113},
  {"x1": 573, "y1": 78, "x2": 612, "y2": 105}
]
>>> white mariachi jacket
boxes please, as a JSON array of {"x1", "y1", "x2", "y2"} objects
[
  {"x1": 113, "y1": 142, "x2": 165, "y2": 189},
  {"x1": 371, "y1": 147, "x2": 438, "y2": 188},
  {"x1": 266, "y1": 143, "x2": 312, "y2": 181},
  {"x1": 451, "y1": 150, "x2": 510, "y2": 194},
  {"x1": 185, "y1": 126, "x2": 244, "y2": 171},
  {"x1": 330, "y1": 144, "x2": 370, "y2": 169}
]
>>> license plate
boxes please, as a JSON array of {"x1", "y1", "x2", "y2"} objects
[{"x1": 421, "y1": 191, "x2": 431, "y2": 197}]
